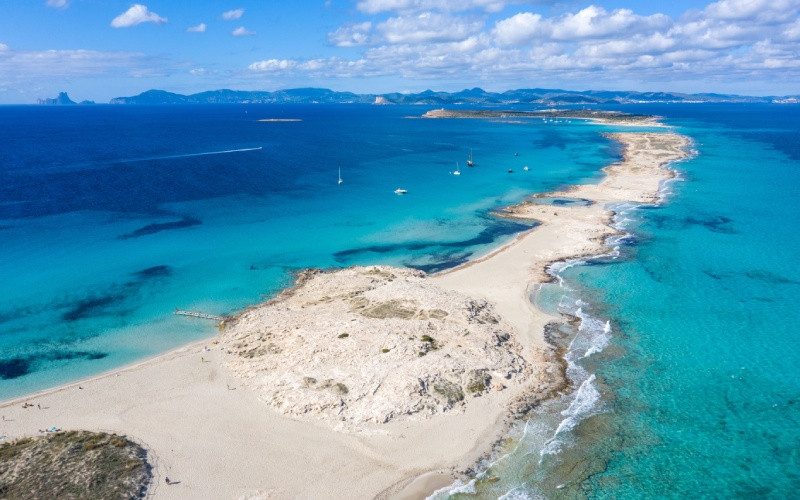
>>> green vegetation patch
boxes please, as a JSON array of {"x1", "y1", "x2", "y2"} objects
[
  {"x1": 0, "y1": 430, "x2": 152, "y2": 499},
  {"x1": 433, "y1": 380, "x2": 465, "y2": 406},
  {"x1": 467, "y1": 370, "x2": 491, "y2": 394}
]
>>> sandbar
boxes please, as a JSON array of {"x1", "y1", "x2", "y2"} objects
[{"x1": 0, "y1": 130, "x2": 690, "y2": 498}]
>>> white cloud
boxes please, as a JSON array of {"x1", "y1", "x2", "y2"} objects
[
  {"x1": 251, "y1": 1, "x2": 800, "y2": 92},
  {"x1": 356, "y1": 0, "x2": 513, "y2": 14},
  {"x1": 575, "y1": 32, "x2": 676, "y2": 58},
  {"x1": 0, "y1": 45, "x2": 161, "y2": 84},
  {"x1": 187, "y1": 23, "x2": 207, "y2": 33},
  {"x1": 493, "y1": 12, "x2": 545, "y2": 45},
  {"x1": 222, "y1": 8, "x2": 245, "y2": 20},
  {"x1": 493, "y1": 6, "x2": 670, "y2": 45},
  {"x1": 378, "y1": 12, "x2": 483, "y2": 43},
  {"x1": 110, "y1": 4, "x2": 167, "y2": 28},
  {"x1": 190, "y1": 68, "x2": 206, "y2": 75},
  {"x1": 232, "y1": 27, "x2": 256, "y2": 37},
  {"x1": 249, "y1": 59, "x2": 298, "y2": 71},
  {"x1": 45, "y1": 0, "x2": 69, "y2": 9},
  {"x1": 705, "y1": 0, "x2": 800, "y2": 22},
  {"x1": 783, "y1": 19, "x2": 800, "y2": 40},
  {"x1": 551, "y1": 6, "x2": 670, "y2": 40},
  {"x1": 328, "y1": 22, "x2": 373, "y2": 47}
]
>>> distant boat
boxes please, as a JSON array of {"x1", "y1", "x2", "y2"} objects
[
  {"x1": 338, "y1": 166, "x2": 343, "y2": 185},
  {"x1": 453, "y1": 162, "x2": 461, "y2": 176},
  {"x1": 394, "y1": 188, "x2": 407, "y2": 194},
  {"x1": 508, "y1": 169, "x2": 513, "y2": 173},
  {"x1": 467, "y1": 149, "x2": 474, "y2": 167},
  {"x1": 514, "y1": 152, "x2": 519, "y2": 157},
  {"x1": 523, "y1": 166, "x2": 529, "y2": 171}
]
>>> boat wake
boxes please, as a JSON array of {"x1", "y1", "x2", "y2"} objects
[
  {"x1": 107, "y1": 146, "x2": 263, "y2": 164},
  {"x1": 16, "y1": 147, "x2": 263, "y2": 174}
]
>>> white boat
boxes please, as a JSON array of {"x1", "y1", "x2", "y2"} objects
[
  {"x1": 523, "y1": 166, "x2": 529, "y2": 171},
  {"x1": 453, "y1": 162, "x2": 461, "y2": 176},
  {"x1": 467, "y1": 149, "x2": 474, "y2": 167},
  {"x1": 338, "y1": 166, "x2": 343, "y2": 185},
  {"x1": 394, "y1": 188, "x2": 407, "y2": 194}
]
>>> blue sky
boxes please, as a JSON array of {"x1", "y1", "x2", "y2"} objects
[{"x1": 0, "y1": 0, "x2": 798, "y2": 103}]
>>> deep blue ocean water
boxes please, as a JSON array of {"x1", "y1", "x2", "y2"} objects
[
  {"x1": 0, "y1": 103, "x2": 615, "y2": 398},
  {"x1": 2, "y1": 102, "x2": 798, "y2": 498}
]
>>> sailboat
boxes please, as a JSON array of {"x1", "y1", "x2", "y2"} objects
[
  {"x1": 467, "y1": 149, "x2": 474, "y2": 167},
  {"x1": 338, "y1": 166, "x2": 343, "y2": 185},
  {"x1": 453, "y1": 162, "x2": 461, "y2": 175}
]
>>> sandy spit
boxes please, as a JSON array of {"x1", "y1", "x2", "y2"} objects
[{"x1": 0, "y1": 131, "x2": 690, "y2": 499}]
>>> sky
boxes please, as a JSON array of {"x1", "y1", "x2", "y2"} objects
[{"x1": 0, "y1": 0, "x2": 798, "y2": 103}]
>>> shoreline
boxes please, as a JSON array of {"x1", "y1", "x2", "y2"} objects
[
  {"x1": 1, "y1": 129, "x2": 691, "y2": 499},
  {"x1": 419, "y1": 107, "x2": 665, "y2": 127}
]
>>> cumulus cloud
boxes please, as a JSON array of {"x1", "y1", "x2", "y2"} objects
[
  {"x1": 249, "y1": 59, "x2": 297, "y2": 71},
  {"x1": 783, "y1": 18, "x2": 800, "y2": 40},
  {"x1": 232, "y1": 26, "x2": 256, "y2": 36},
  {"x1": 378, "y1": 12, "x2": 483, "y2": 43},
  {"x1": 356, "y1": 0, "x2": 513, "y2": 14},
  {"x1": 551, "y1": 6, "x2": 670, "y2": 40},
  {"x1": 704, "y1": 0, "x2": 800, "y2": 22},
  {"x1": 493, "y1": 12, "x2": 545, "y2": 45},
  {"x1": 222, "y1": 8, "x2": 245, "y2": 20},
  {"x1": 110, "y1": 4, "x2": 167, "y2": 28},
  {"x1": 255, "y1": 1, "x2": 800, "y2": 91},
  {"x1": 187, "y1": 23, "x2": 207, "y2": 33},
  {"x1": 45, "y1": 0, "x2": 69, "y2": 9},
  {"x1": 493, "y1": 6, "x2": 670, "y2": 45},
  {"x1": 328, "y1": 22, "x2": 373, "y2": 47}
]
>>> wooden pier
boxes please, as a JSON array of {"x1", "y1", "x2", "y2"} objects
[{"x1": 174, "y1": 309, "x2": 227, "y2": 322}]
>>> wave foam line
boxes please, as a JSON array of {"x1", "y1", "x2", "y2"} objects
[{"x1": 540, "y1": 374, "x2": 601, "y2": 457}]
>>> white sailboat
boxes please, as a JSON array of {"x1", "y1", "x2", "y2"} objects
[
  {"x1": 467, "y1": 149, "x2": 474, "y2": 167},
  {"x1": 338, "y1": 166, "x2": 343, "y2": 185},
  {"x1": 453, "y1": 162, "x2": 461, "y2": 176},
  {"x1": 394, "y1": 188, "x2": 407, "y2": 194}
]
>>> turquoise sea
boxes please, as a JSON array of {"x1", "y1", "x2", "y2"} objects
[
  {"x1": 434, "y1": 104, "x2": 800, "y2": 498},
  {"x1": 2, "y1": 103, "x2": 798, "y2": 497}
]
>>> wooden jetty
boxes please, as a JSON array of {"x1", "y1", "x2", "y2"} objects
[{"x1": 174, "y1": 309, "x2": 227, "y2": 322}]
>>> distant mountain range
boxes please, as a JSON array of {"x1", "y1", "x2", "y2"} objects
[{"x1": 40, "y1": 88, "x2": 800, "y2": 106}]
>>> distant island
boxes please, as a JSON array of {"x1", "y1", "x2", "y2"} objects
[
  {"x1": 36, "y1": 92, "x2": 94, "y2": 105},
  {"x1": 420, "y1": 108, "x2": 657, "y2": 124},
  {"x1": 106, "y1": 87, "x2": 800, "y2": 106}
]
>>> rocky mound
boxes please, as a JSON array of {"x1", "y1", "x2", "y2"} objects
[
  {"x1": 222, "y1": 266, "x2": 535, "y2": 426},
  {"x1": 0, "y1": 431, "x2": 152, "y2": 499}
]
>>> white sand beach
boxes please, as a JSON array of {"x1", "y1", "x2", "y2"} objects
[{"x1": 0, "y1": 131, "x2": 689, "y2": 499}]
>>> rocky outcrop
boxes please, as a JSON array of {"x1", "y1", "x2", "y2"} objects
[{"x1": 221, "y1": 266, "x2": 535, "y2": 426}]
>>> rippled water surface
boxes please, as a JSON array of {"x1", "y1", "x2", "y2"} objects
[
  {"x1": 0, "y1": 103, "x2": 615, "y2": 398},
  {"x1": 432, "y1": 104, "x2": 800, "y2": 499}
]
